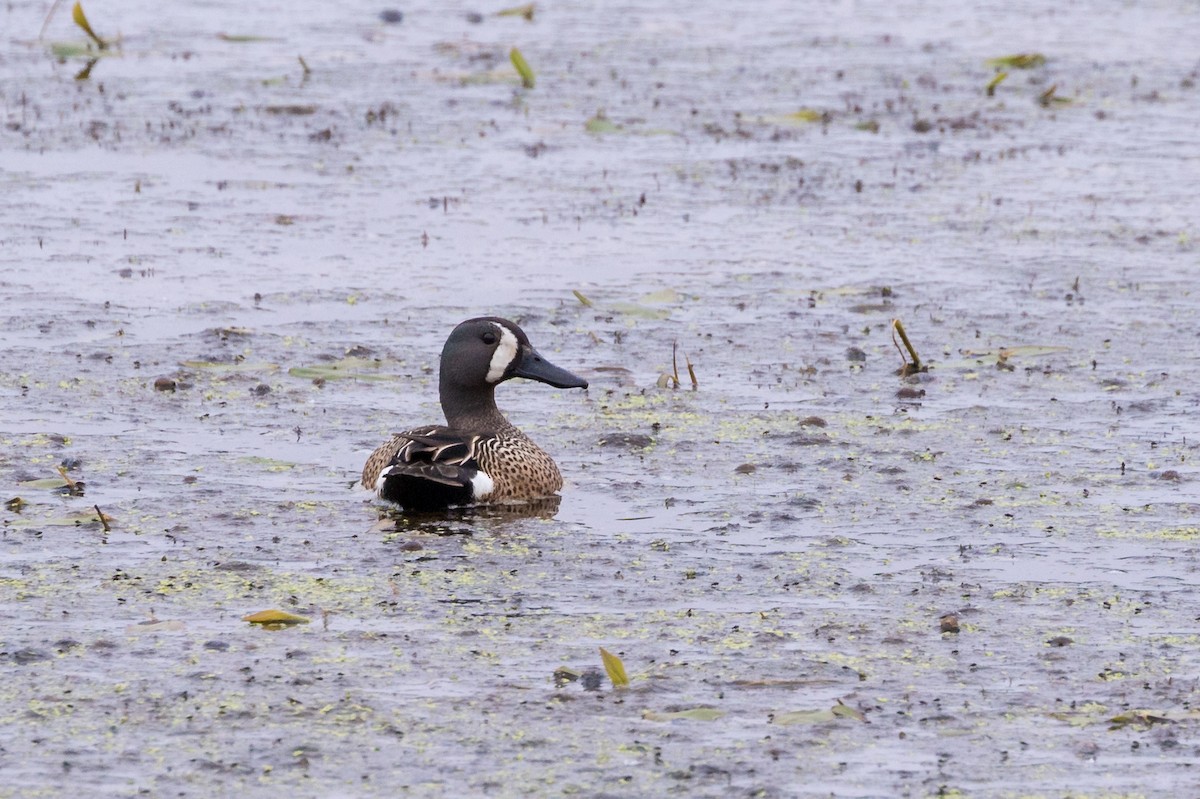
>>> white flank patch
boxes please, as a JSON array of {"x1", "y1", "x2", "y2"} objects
[
  {"x1": 485, "y1": 322, "x2": 520, "y2": 383},
  {"x1": 471, "y1": 470, "x2": 495, "y2": 500},
  {"x1": 375, "y1": 465, "x2": 396, "y2": 494}
]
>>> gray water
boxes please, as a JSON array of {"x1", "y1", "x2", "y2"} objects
[{"x1": 3, "y1": 0, "x2": 1200, "y2": 796}]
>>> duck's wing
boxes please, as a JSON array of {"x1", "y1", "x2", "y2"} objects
[{"x1": 374, "y1": 427, "x2": 495, "y2": 510}]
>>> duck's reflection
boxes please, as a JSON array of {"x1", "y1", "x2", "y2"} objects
[{"x1": 374, "y1": 495, "x2": 563, "y2": 536}]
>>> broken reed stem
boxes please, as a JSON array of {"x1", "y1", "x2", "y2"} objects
[
  {"x1": 56, "y1": 465, "x2": 78, "y2": 492},
  {"x1": 94, "y1": 504, "x2": 111, "y2": 532},
  {"x1": 685, "y1": 354, "x2": 698, "y2": 390},
  {"x1": 671, "y1": 341, "x2": 681, "y2": 388},
  {"x1": 38, "y1": 0, "x2": 68, "y2": 40},
  {"x1": 891, "y1": 318, "x2": 921, "y2": 371}
]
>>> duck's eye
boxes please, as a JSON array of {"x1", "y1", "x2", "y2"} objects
[{"x1": 481, "y1": 331, "x2": 498, "y2": 345}]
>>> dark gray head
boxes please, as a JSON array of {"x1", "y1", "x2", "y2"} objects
[{"x1": 439, "y1": 317, "x2": 588, "y2": 428}]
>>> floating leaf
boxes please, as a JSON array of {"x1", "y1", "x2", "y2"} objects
[
  {"x1": 49, "y1": 41, "x2": 95, "y2": 58},
  {"x1": 599, "y1": 647, "x2": 629, "y2": 687},
  {"x1": 179, "y1": 360, "x2": 279, "y2": 373},
  {"x1": 18, "y1": 477, "x2": 70, "y2": 490},
  {"x1": 773, "y1": 708, "x2": 837, "y2": 725},
  {"x1": 957, "y1": 345, "x2": 1070, "y2": 363},
  {"x1": 125, "y1": 619, "x2": 185, "y2": 635},
  {"x1": 855, "y1": 119, "x2": 880, "y2": 133},
  {"x1": 71, "y1": 2, "x2": 107, "y2": 49},
  {"x1": 74, "y1": 58, "x2": 98, "y2": 80},
  {"x1": 239, "y1": 456, "x2": 296, "y2": 473},
  {"x1": 497, "y1": 3, "x2": 536, "y2": 20},
  {"x1": 1038, "y1": 84, "x2": 1073, "y2": 107},
  {"x1": 988, "y1": 53, "x2": 1046, "y2": 69},
  {"x1": 831, "y1": 700, "x2": 867, "y2": 722},
  {"x1": 608, "y1": 302, "x2": 669, "y2": 319},
  {"x1": 243, "y1": 609, "x2": 310, "y2": 626},
  {"x1": 639, "y1": 288, "x2": 682, "y2": 304},
  {"x1": 288, "y1": 359, "x2": 396, "y2": 382},
  {"x1": 510, "y1": 47, "x2": 535, "y2": 89},
  {"x1": 1109, "y1": 710, "x2": 1175, "y2": 730},
  {"x1": 553, "y1": 666, "x2": 581, "y2": 687},
  {"x1": 775, "y1": 701, "x2": 866, "y2": 725},
  {"x1": 217, "y1": 33, "x2": 278, "y2": 42},
  {"x1": 643, "y1": 707, "x2": 725, "y2": 722},
  {"x1": 585, "y1": 112, "x2": 621, "y2": 134},
  {"x1": 3, "y1": 510, "x2": 109, "y2": 529},
  {"x1": 759, "y1": 108, "x2": 826, "y2": 126}
]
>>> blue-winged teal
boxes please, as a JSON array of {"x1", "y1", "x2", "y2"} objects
[{"x1": 362, "y1": 317, "x2": 588, "y2": 511}]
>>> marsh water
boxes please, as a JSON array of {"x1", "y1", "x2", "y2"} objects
[{"x1": 3, "y1": 0, "x2": 1200, "y2": 796}]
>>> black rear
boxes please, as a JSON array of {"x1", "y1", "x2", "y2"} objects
[{"x1": 378, "y1": 463, "x2": 475, "y2": 511}]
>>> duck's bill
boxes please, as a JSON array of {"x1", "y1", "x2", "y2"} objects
[{"x1": 513, "y1": 347, "x2": 589, "y2": 389}]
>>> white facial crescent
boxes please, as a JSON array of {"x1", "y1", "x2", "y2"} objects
[{"x1": 485, "y1": 322, "x2": 520, "y2": 383}]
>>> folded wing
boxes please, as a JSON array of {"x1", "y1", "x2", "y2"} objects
[{"x1": 376, "y1": 427, "x2": 494, "y2": 510}]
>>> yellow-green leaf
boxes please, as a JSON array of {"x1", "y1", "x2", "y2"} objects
[
  {"x1": 18, "y1": 477, "x2": 70, "y2": 490},
  {"x1": 585, "y1": 113, "x2": 621, "y2": 134},
  {"x1": 831, "y1": 700, "x2": 866, "y2": 722},
  {"x1": 49, "y1": 42, "x2": 95, "y2": 58},
  {"x1": 179, "y1": 360, "x2": 279, "y2": 373},
  {"x1": 599, "y1": 647, "x2": 629, "y2": 687},
  {"x1": 643, "y1": 707, "x2": 724, "y2": 722},
  {"x1": 759, "y1": 108, "x2": 826, "y2": 126},
  {"x1": 986, "y1": 71, "x2": 1008, "y2": 96},
  {"x1": 3, "y1": 510, "x2": 109, "y2": 528},
  {"x1": 1109, "y1": 710, "x2": 1174, "y2": 730},
  {"x1": 510, "y1": 47, "x2": 535, "y2": 89},
  {"x1": 987, "y1": 53, "x2": 1046, "y2": 69},
  {"x1": 217, "y1": 33, "x2": 277, "y2": 42},
  {"x1": 243, "y1": 609, "x2": 310, "y2": 626},
  {"x1": 775, "y1": 701, "x2": 867, "y2": 725},
  {"x1": 608, "y1": 301, "x2": 669, "y2": 319},
  {"x1": 572, "y1": 289, "x2": 594, "y2": 307},
  {"x1": 288, "y1": 357, "x2": 395, "y2": 382},
  {"x1": 773, "y1": 708, "x2": 837, "y2": 725},
  {"x1": 639, "y1": 288, "x2": 682, "y2": 304},
  {"x1": 71, "y1": 2, "x2": 107, "y2": 49},
  {"x1": 497, "y1": 3, "x2": 536, "y2": 20}
]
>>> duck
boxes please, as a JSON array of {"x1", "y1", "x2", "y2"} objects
[{"x1": 361, "y1": 316, "x2": 589, "y2": 511}]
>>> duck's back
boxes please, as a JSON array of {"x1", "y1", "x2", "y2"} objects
[{"x1": 363, "y1": 424, "x2": 562, "y2": 510}]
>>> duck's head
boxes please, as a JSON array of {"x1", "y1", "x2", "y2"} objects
[{"x1": 440, "y1": 317, "x2": 589, "y2": 393}]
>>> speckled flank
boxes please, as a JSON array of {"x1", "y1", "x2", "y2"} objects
[{"x1": 474, "y1": 426, "x2": 563, "y2": 500}]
